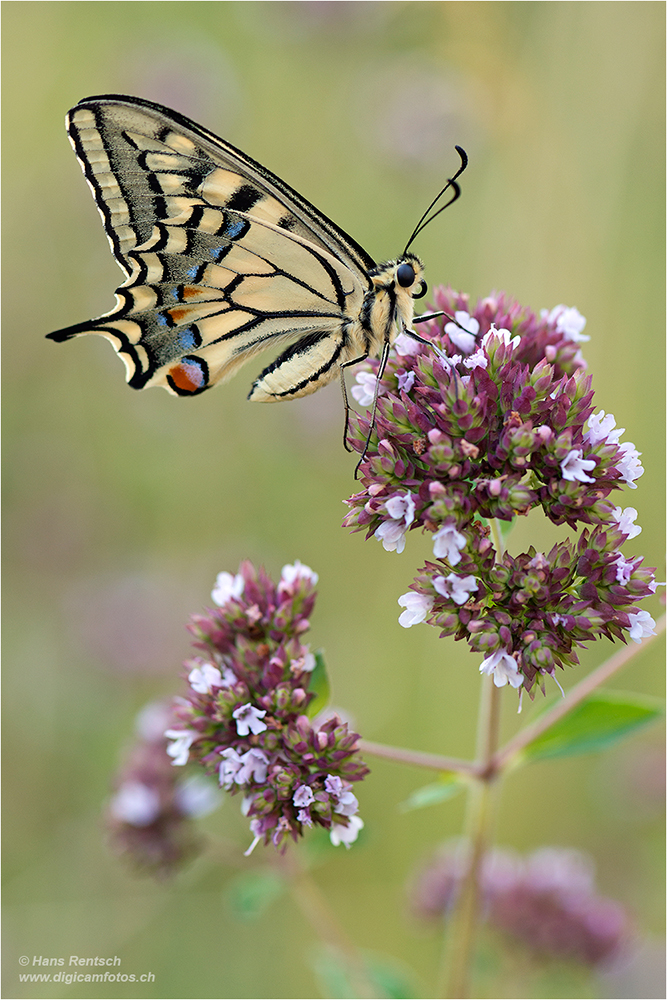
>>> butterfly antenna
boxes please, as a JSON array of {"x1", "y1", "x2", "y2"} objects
[
  {"x1": 403, "y1": 146, "x2": 468, "y2": 255},
  {"x1": 354, "y1": 341, "x2": 391, "y2": 480}
]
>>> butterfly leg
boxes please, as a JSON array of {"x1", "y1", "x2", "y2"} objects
[
  {"x1": 354, "y1": 340, "x2": 391, "y2": 479},
  {"x1": 339, "y1": 353, "x2": 368, "y2": 452},
  {"x1": 404, "y1": 326, "x2": 464, "y2": 404},
  {"x1": 412, "y1": 310, "x2": 450, "y2": 324},
  {"x1": 403, "y1": 327, "x2": 449, "y2": 361},
  {"x1": 413, "y1": 309, "x2": 474, "y2": 332},
  {"x1": 408, "y1": 309, "x2": 479, "y2": 389}
]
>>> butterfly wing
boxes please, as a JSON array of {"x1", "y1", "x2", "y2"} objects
[{"x1": 48, "y1": 95, "x2": 376, "y2": 398}]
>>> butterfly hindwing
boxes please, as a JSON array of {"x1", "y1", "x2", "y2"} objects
[{"x1": 48, "y1": 95, "x2": 375, "y2": 397}]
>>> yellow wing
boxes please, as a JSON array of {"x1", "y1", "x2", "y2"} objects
[{"x1": 48, "y1": 95, "x2": 376, "y2": 399}]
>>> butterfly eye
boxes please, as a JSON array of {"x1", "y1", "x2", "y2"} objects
[
  {"x1": 413, "y1": 281, "x2": 428, "y2": 300},
  {"x1": 396, "y1": 262, "x2": 416, "y2": 288}
]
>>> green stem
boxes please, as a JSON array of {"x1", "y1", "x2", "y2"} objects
[
  {"x1": 358, "y1": 739, "x2": 480, "y2": 777},
  {"x1": 438, "y1": 518, "x2": 507, "y2": 998},
  {"x1": 361, "y1": 616, "x2": 665, "y2": 781},
  {"x1": 489, "y1": 516, "x2": 505, "y2": 558},
  {"x1": 439, "y1": 678, "x2": 502, "y2": 998},
  {"x1": 280, "y1": 851, "x2": 379, "y2": 999}
]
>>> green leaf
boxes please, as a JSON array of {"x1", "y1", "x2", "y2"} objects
[
  {"x1": 400, "y1": 772, "x2": 466, "y2": 811},
  {"x1": 521, "y1": 690, "x2": 664, "y2": 763},
  {"x1": 310, "y1": 947, "x2": 419, "y2": 1000},
  {"x1": 364, "y1": 954, "x2": 419, "y2": 999},
  {"x1": 306, "y1": 649, "x2": 331, "y2": 719},
  {"x1": 225, "y1": 869, "x2": 285, "y2": 920},
  {"x1": 310, "y1": 946, "x2": 357, "y2": 999}
]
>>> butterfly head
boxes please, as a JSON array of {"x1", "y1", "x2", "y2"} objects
[
  {"x1": 371, "y1": 252, "x2": 426, "y2": 296},
  {"x1": 367, "y1": 251, "x2": 427, "y2": 341},
  {"x1": 394, "y1": 254, "x2": 428, "y2": 300}
]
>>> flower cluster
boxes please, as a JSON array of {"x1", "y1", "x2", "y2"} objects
[
  {"x1": 344, "y1": 288, "x2": 656, "y2": 694},
  {"x1": 107, "y1": 701, "x2": 220, "y2": 875},
  {"x1": 411, "y1": 842, "x2": 631, "y2": 968},
  {"x1": 165, "y1": 561, "x2": 368, "y2": 853}
]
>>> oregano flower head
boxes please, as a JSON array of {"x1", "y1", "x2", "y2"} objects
[
  {"x1": 344, "y1": 288, "x2": 656, "y2": 696},
  {"x1": 165, "y1": 560, "x2": 368, "y2": 853},
  {"x1": 412, "y1": 842, "x2": 631, "y2": 967},
  {"x1": 107, "y1": 701, "x2": 219, "y2": 875}
]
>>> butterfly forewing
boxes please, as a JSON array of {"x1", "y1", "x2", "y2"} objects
[{"x1": 49, "y1": 95, "x2": 375, "y2": 397}]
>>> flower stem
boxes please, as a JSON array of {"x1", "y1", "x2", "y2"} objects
[
  {"x1": 438, "y1": 519, "x2": 506, "y2": 998},
  {"x1": 361, "y1": 618, "x2": 665, "y2": 780},
  {"x1": 358, "y1": 739, "x2": 480, "y2": 776},
  {"x1": 279, "y1": 852, "x2": 379, "y2": 999},
  {"x1": 439, "y1": 677, "x2": 502, "y2": 998}
]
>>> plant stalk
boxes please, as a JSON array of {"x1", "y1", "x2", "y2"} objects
[
  {"x1": 280, "y1": 852, "x2": 379, "y2": 999},
  {"x1": 358, "y1": 739, "x2": 479, "y2": 776},
  {"x1": 438, "y1": 518, "x2": 507, "y2": 997},
  {"x1": 439, "y1": 676, "x2": 502, "y2": 998}
]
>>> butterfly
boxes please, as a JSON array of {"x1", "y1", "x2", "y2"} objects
[{"x1": 48, "y1": 94, "x2": 467, "y2": 446}]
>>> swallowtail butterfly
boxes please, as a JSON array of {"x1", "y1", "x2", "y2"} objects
[{"x1": 48, "y1": 95, "x2": 467, "y2": 430}]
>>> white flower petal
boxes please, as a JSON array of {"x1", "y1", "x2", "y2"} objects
[
  {"x1": 212, "y1": 571, "x2": 245, "y2": 607},
  {"x1": 432, "y1": 523, "x2": 467, "y2": 564},
  {"x1": 627, "y1": 609, "x2": 656, "y2": 644},
  {"x1": 397, "y1": 592, "x2": 433, "y2": 627},
  {"x1": 232, "y1": 703, "x2": 268, "y2": 737},
  {"x1": 279, "y1": 560, "x2": 318, "y2": 591},
  {"x1": 164, "y1": 729, "x2": 195, "y2": 766},
  {"x1": 110, "y1": 782, "x2": 161, "y2": 826},
  {"x1": 188, "y1": 662, "x2": 223, "y2": 694},
  {"x1": 611, "y1": 506, "x2": 642, "y2": 539},
  {"x1": 479, "y1": 650, "x2": 523, "y2": 688},
  {"x1": 560, "y1": 449, "x2": 596, "y2": 483},
  {"x1": 394, "y1": 332, "x2": 422, "y2": 356},
  {"x1": 330, "y1": 815, "x2": 364, "y2": 848},
  {"x1": 350, "y1": 371, "x2": 378, "y2": 407}
]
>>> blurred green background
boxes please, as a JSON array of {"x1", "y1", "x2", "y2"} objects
[{"x1": 3, "y1": 3, "x2": 664, "y2": 998}]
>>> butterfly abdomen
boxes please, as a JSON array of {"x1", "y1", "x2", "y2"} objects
[{"x1": 248, "y1": 327, "x2": 349, "y2": 402}]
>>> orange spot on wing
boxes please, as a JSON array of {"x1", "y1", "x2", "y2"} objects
[{"x1": 169, "y1": 361, "x2": 205, "y2": 392}]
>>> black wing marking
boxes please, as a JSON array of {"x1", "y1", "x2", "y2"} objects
[
  {"x1": 60, "y1": 94, "x2": 376, "y2": 279},
  {"x1": 47, "y1": 95, "x2": 373, "y2": 395}
]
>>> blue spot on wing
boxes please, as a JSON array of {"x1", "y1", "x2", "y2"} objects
[
  {"x1": 225, "y1": 219, "x2": 245, "y2": 239},
  {"x1": 176, "y1": 328, "x2": 198, "y2": 351}
]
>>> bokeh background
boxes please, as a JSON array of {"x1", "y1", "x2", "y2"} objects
[{"x1": 3, "y1": 3, "x2": 664, "y2": 998}]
